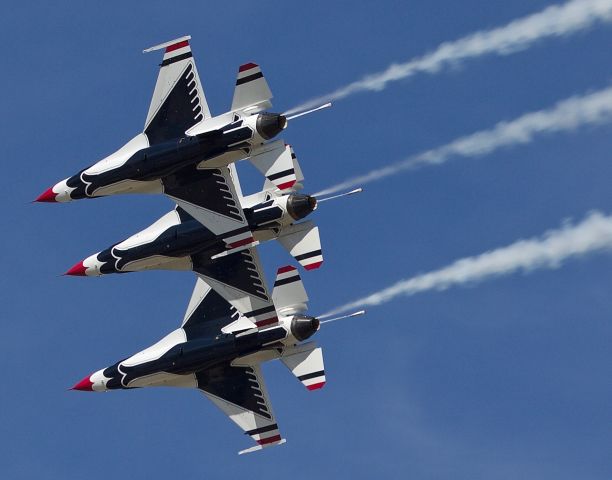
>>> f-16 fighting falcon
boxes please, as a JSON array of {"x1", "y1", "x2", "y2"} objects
[
  {"x1": 65, "y1": 142, "x2": 330, "y2": 280},
  {"x1": 35, "y1": 35, "x2": 329, "y2": 204},
  {"x1": 70, "y1": 266, "x2": 362, "y2": 454},
  {"x1": 61, "y1": 138, "x2": 350, "y2": 327}
]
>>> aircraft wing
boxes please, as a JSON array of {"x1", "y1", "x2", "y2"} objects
[
  {"x1": 163, "y1": 164, "x2": 255, "y2": 250},
  {"x1": 143, "y1": 36, "x2": 211, "y2": 145},
  {"x1": 197, "y1": 363, "x2": 285, "y2": 454},
  {"x1": 192, "y1": 246, "x2": 278, "y2": 328},
  {"x1": 162, "y1": 155, "x2": 278, "y2": 328},
  {"x1": 277, "y1": 221, "x2": 323, "y2": 270},
  {"x1": 181, "y1": 276, "x2": 257, "y2": 337}
]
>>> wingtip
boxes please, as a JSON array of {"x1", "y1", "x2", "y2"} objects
[{"x1": 143, "y1": 35, "x2": 192, "y2": 53}]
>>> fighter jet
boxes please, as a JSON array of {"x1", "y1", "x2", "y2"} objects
[
  {"x1": 35, "y1": 35, "x2": 328, "y2": 204},
  {"x1": 71, "y1": 266, "x2": 330, "y2": 454},
  {"x1": 65, "y1": 142, "x2": 326, "y2": 280},
  {"x1": 60, "y1": 135, "x2": 343, "y2": 326}
]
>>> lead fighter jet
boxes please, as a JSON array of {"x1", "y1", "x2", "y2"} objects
[
  {"x1": 35, "y1": 35, "x2": 327, "y2": 204},
  {"x1": 72, "y1": 266, "x2": 327, "y2": 454}
]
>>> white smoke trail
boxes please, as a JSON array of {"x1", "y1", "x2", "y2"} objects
[
  {"x1": 286, "y1": 0, "x2": 612, "y2": 115},
  {"x1": 321, "y1": 211, "x2": 612, "y2": 317},
  {"x1": 314, "y1": 86, "x2": 612, "y2": 196}
]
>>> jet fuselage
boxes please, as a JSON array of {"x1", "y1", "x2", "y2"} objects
[
  {"x1": 74, "y1": 315, "x2": 320, "y2": 392},
  {"x1": 38, "y1": 112, "x2": 287, "y2": 203},
  {"x1": 69, "y1": 194, "x2": 317, "y2": 276},
  {"x1": 101, "y1": 326, "x2": 286, "y2": 390}
]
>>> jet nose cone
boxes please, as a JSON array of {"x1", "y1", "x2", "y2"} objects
[
  {"x1": 64, "y1": 254, "x2": 103, "y2": 277},
  {"x1": 71, "y1": 375, "x2": 94, "y2": 391},
  {"x1": 35, "y1": 187, "x2": 57, "y2": 203},
  {"x1": 64, "y1": 261, "x2": 87, "y2": 276}
]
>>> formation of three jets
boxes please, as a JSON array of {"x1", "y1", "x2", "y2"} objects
[{"x1": 37, "y1": 36, "x2": 361, "y2": 454}]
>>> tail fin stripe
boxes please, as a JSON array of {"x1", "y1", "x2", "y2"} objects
[
  {"x1": 294, "y1": 250, "x2": 322, "y2": 261},
  {"x1": 273, "y1": 275, "x2": 300, "y2": 287},
  {"x1": 267, "y1": 169, "x2": 295, "y2": 181},
  {"x1": 236, "y1": 72, "x2": 263, "y2": 85}
]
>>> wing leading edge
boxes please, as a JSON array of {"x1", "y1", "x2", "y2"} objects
[{"x1": 144, "y1": 36, "x2": 212, "y2": 145}]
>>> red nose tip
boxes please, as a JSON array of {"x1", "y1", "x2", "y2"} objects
[
  {"x1": 71, "y1": 375, "x2": 94, "y2": 391},
  {"x1": 65, "y1": 261, "x2": 87, "y2": 276},
  {"x1": 35, "y1": 187, "x2": 57, "y2": 203}
]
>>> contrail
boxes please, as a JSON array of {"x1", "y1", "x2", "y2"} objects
[
  {"x1": 286, "y1": 0, "x2": 612, "y2": 115},
  {"x1": 321, "y1": 211, "x2": 612, "y2": 317},
  {"x1": 314, "y1": 86, "x2": 612, "y2": 196}
]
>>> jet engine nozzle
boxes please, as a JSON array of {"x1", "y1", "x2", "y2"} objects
[
  {"x1": 256, "y1": 112, "x2": 287, "y2": 140},
  {"x1": 290, "y1": 315, "x2": 320, "y2": 341},
  {"x1": 287, "y1": 194, "x2": 317, "y2": 221}
]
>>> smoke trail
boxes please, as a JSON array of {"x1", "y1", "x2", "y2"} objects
[
  {"x1": 286, "y1": 0, "x2": 612, "y2": 115},
  {"x1": 314, "y1": 86, "x2": 612, "y2": 196},
  {"x1": 322, "y1": 211, "x2": 612, "y2": 317}
]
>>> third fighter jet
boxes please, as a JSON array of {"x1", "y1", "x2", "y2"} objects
[{"x1": 72, "y1": 265, "x2": 329, "y2": 454}]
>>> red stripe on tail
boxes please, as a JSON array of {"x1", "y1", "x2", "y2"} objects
[
  {"x1": 277, "y1": 180, "x2": 296, "y2": 190},
  {"x1": 239, "y1": 62, "x2": 258, "y2": 72}
]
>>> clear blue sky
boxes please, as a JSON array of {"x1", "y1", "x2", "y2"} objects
[{"x1": 2, "y1": 1, "x2": 611, "y2": 478}]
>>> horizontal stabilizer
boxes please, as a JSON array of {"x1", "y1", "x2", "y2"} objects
[
  {"x1": 231, "y1": 63, "x2": 273, "y2": 112},
  {"x1": 277, "y1": 221, "x2": 323, "y2": 270},
  {"x1": 272, "y1": 265, "x2": 308, "y2": 315},
  {"x1": 281, "y1": 343, "x2": 326, "y2": 391},
  {"x1": 290, "y1": 145, "x2": 305, "y2": 189},
  {"x1": 249, "y1": 141, "x2": 298, "y2": 192}
]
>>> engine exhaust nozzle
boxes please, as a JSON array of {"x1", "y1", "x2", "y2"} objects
[
  {"x1": 256, "y1": 112, "x2": 287, "y2": 140},
  {"x1": 291, "y1": 316, "x2": 320, "y2": 341},
  {"x1": 287, "y1": 194, "x2": 317, "y2": 221}
]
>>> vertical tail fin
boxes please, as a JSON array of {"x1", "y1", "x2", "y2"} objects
[
  {"x1": 272, "y1": 266, "x2": 309, "y2": 315},
  {"x1": 281, "y1": 343, "x2": 326, "y2": 391},
  {"x1": 231, "y1": 63, "x2": 273, "y2": 112}
]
